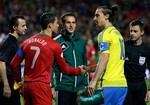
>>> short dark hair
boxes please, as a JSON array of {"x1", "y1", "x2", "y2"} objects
[
  {"x1": 40, "y1": 12, "x2": 57, "y2": 30},
  {"x1": 9, "y1": 15, "x2": 25, "y2": 32},
  {"x1": 129, "y1": 19, "x2": 144, "y2": 31},
  {"x1": 97, "y1": 5, "x2": 119, "y2": 24},
  {"x1": 61, "y1": 12, "x2": 77, "y2": 24}
]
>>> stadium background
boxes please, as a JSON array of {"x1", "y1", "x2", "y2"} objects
[{"x1": 0, "y1": 0, "x2": 150, "y2": 105}]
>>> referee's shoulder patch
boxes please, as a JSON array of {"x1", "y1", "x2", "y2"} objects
[{"x1": 61, "y1": 42, "x2": 68, "y2": 51}]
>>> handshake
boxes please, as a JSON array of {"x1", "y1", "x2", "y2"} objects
[{"x1": 79, "y1": 64, "x2": 97, "y2": 75}]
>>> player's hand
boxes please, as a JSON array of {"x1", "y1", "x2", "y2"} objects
[
  {"x1": 3, "y1": 84, "x2": 11, "y2": 98},
  {"x1": 83, "y1": 65, "x2": 97, "y2": 73},
  {"x1": 86, "y1": 80, "x2": 97, "y2": 96},
  {"x1": 83, "y1": 66, "x2": 91, "y2": 72},
  {"x1": 145, "y1": 90, "x2": 150, "y2": 102},
  {"x1": 52, "y1": 88, "x2": 56, "y2": 100},
  {"x1": 79, "y1": 65, "x2": 87, "y2": 75}
]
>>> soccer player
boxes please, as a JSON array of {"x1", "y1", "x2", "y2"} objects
[
  {"x1": 0, "y1": 15, "x2": 27, "y2": 105},
  {"x1": 86, "y1": 5, "x2": 127, "y2": 105},
  {"x1": 52, "y1": 12, "x2": 88, "y2": 105},
  {"x1": 123, "y1": 19, "x2": 150, "y2": 105},
  {"x1": 10, "y1": 12, "x2": 87, "y2": 105}
]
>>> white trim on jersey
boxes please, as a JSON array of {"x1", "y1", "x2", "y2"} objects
[{"x1": 53, "y1": 34, "x2": 62, "y2": 40}]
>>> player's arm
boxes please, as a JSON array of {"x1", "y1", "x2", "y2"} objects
[
  {"x1": 0, "y1": 43, "x2": 13, "y2": 98},
  {"x1": 86, "y1": 36, "x2": 110, "y2": 95},
  {"x1": 0, "y1": 60, "x2": 11, "y2": 98},
  {"x1": 87, "y1": 53, "x2": 109, "y2": 96},
  {"x1": 0, "y1": 61, "x2": 8, "y2": 86},
  {"x1": 10, "y1": 48, "x2": 24, "y2": 83},
  {"x1": 54, "y1": 44, "x2": 86, "y2": 76},
  {"x1": 91, "y1": 53, "x2": 109, "y2": 82}
]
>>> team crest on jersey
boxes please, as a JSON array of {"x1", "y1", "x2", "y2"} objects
[
  {"x1": 61, "y1": 42, "x2": 68, "y2": 51},
  {"x1": 139, "y1": 56, "x2": 146, "y2": 65}
]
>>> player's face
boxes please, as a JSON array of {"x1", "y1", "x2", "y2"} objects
[
  {"x1": 52, "y1": 17, "x2": 59, "y2": 33},
  {"x1": 130, "y1": 25, "x2": 144, "y2": 42},
  {"x1": 93, "y1": 8, "x2": 106, "y2": 29},
  {"x1": 15, "y1": 19, "x2": 27, "y2": 36},
  {"x1": 63, "y1": 16, "x2": 76, "y2": 35}
]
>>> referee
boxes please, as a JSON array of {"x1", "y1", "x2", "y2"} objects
[
  {"x1": 124, "y1": 19, "x2": 150, "y2": 105},
  {"x1": 0, "y1": 15, "x2": 27, "y2": 105}
]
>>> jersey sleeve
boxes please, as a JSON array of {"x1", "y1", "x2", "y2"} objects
[
  {"x1": 53, "y1": 43, "x2": 81, "y2": 76},
  {"x1": 147, "y1": 47, "x2": 150, "y2": 70},
  {"x1": 10, "y1": 48, "x2": 24, "y2": 83},
  {"x1": 98, "y1": 32, "x2": 111, "y2": 54},
  {"x1": 0, "y1": 42, "x2": 12, "y2": 62}
]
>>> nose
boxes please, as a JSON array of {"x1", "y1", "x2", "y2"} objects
[
  {"x1": 93, "y1": 17, "x2": 96, "y2": 21},
  {"x1": 70, "y1": 23, "x2": 73, "y2": 27},
  {"x1": 25, "y1": 26, "x2": 27, "y2": 30},
  {"x1": 130, "y1": 31, "x2": 134, "y2": 36},
  {"x1": 130, "y1": 32, "x2": 134, "y2": 37}
]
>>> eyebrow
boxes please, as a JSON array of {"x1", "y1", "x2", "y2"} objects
[{"x1": 66, "y1": 21, "x2": 76, "y2": 23}]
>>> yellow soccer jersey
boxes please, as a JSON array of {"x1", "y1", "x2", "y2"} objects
[{"x1": 97, "y1": 26, "x2": 127, "y2": 87}]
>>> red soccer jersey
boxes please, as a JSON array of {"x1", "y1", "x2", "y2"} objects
[
  {"x1": 11, "y1": 34, "x2": 81, "y2": 83},
  {"x1": 86, "y1": 46, "x2": 96, "y2": 66}
]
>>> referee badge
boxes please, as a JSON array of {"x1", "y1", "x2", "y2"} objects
[
  {"x1": 139, "y1": 56, "x2": 146, "y2": 65},
  {"x1": 61, "y1": 42, "x2": 68, "y2": 51}
]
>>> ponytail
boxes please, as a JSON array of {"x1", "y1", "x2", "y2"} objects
[
  {"x1": 110, "y1": 5, "x2": 119, "y2": 24},
  {"x1": 111, "y1": 5, "x2": 119, "y2": 14}
]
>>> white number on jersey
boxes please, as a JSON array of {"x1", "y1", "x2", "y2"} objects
[{"x1": 30, "y1": 46, "x2": 40, "y2": 69}]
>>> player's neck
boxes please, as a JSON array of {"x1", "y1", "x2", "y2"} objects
[
  {"x1": 134, "y1": 39, "x2": 142, "y2": 45},
  {"x1": 9, "y1": 31, "x2": 19, "y2": 39},
  {"x1": 104, "y1": 22, "x2": 113, "y2": 29},
  {"x1": 41, "y1": 30, "x2": 52, "y2": 37}
]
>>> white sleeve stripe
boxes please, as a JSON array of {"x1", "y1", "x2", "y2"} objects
[{"x1": 53, "y1": 34, "x2": 62, "y2": 40}]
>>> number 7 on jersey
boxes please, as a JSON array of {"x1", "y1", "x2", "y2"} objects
[{"x1": 30, "y1": 46, "x2": 40, "y2": 69}]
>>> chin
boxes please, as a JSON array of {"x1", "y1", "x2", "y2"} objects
[
  {"x1": 130, "y1": 39, "x2": 136, "y2": 42},
  {"x1": 53, "y1": 31, "x2": 58, "y2": 34},
  {"x1": 68, "y1": 31, "x2": 74, "y2": 34}
]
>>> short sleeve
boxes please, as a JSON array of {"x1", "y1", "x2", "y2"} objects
[
  {"x1": 98, "y1": 31, "x2": 111, "y2": 54},
  {"x1": 0, "y1": 42, "x2": 12, "y2": 62}
]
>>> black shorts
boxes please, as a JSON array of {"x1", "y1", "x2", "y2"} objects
[
  {"x1": 0, "y1": 77, "x2": 20, "y2": 105},
  {"x1": 56, "y1": 90, "x2": 78, "y2": 105},
  {"x1": 123, "y1": 80, "x2": 146, "y2": 105}
]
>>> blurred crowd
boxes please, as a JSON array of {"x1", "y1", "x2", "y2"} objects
[{"x1": 0, "y1": 0, "x2": 150, "y2": 47}]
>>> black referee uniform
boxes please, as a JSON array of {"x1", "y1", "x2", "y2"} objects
[
  {"x1": 124, "y1": 40, "x2": 150, "y2": 105},
  {"x1": 0, "y1": 34, "x2": 20, "y2": 105}
]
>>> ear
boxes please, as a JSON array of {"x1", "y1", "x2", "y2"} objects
[
  {"x1": 13, "y1": 26, "x2": 17, "y2": 31},
  {"x1": 105, "y1": 14, "x2": 109, "y2": 20},
  {"x1": 48, "y1": 23, "x2": 52, "y2": 28},
  {"x1": 141, "y1": 30, "x2": 144, "y2": 36}
]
